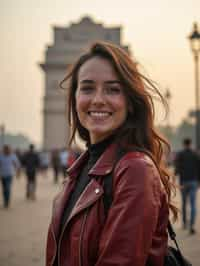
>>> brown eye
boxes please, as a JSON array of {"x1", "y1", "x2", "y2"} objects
[
  {"x1": 80, "y1": 86, "x2": 93, "y2": 94},
  {"x1": 106, "y1": 86, "x2": 122, "y2": 94}
]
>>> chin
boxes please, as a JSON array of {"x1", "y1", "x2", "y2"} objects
[{"x1": 91, "y1": 129, "x2": 114, "y2": 140}]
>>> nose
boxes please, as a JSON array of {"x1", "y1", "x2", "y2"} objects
[{"x1": 92, "y1": 89, "x2": 105, "y2": 105}]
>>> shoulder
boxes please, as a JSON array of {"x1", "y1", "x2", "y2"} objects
[
  {"x1": 112, "y1": 151, "x2": 165, "y2": 205},
  {"x1": 113, "y1": 151, "x2": 162, "y2": 190},
  {"x1": 175, "y1": 150, "x2": 185, "y2": 161},
  {"x1": 115, "y1": 151, "x2": 159, "y2": 177},
  {"x1": 192, "y1": 150, "x2": 200, "y2": 157}
]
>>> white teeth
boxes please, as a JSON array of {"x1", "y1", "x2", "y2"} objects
[{"x1": 89, "y1": 111, "x2": 110, "y2": 118}]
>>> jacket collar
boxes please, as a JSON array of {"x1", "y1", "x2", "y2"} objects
[{"x1": 67, "y1": 142, "x2": 119, "y2": 178}]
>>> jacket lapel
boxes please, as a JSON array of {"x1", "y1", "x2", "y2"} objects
[
  {"x1": 66, "y1": 143, "x2": 119, "y2": 223},
  {"x1": 67, "y1": 178, "x2": 104, "y2": 224},
  {"x1": 50, "y1": 142, "x2": 119, "y2": 238},
  {"x1": 51, "y1": 150, "x2": 89, "y2": 238},
  {"x1": 88, "y1": 142, "x2": 118, "y2": 176}
]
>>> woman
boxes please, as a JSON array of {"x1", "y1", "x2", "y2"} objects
[{"x1": 46, "y1": 41, "x2": 177, "y2": 266}]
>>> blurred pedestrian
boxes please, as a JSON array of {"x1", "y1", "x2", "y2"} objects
[
  {"x1": 51, "y1": 149, "x2": 61, "y2": 184},
  {"x1": 15, "y1": 148, "x2": 24, "y2": 178},
  {"x1": 59, "y1": 148, "x2": 68, "y2": 178},
  {"x1": 175, "y1": 138, "x2": 200, "y2": 234},
  {"x1": 22, "y1": 144, "x2": 40, "y2": 200},
  {"x1": 39, "y1": 150, "x2": 50, "y2": 178},
  {"x1": 0, "y1": 145, "x2": 20, "y2": 208}
]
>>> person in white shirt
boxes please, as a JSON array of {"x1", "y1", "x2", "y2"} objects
[{"x1": 0, "y1": 145, "x2": 20, "y2": 208}]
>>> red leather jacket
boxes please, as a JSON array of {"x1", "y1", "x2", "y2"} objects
[{"x1": 46, "y1": 143, "x2": 169, "y2": 266}]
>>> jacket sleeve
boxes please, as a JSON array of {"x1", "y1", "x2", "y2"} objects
[{"x1": 95, "y1": 154, "x2": 166, "y2": 266}]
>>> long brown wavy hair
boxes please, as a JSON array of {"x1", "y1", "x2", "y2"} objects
[{"x1": 60, "y1": 41, "x2": 178, "y2": 220}]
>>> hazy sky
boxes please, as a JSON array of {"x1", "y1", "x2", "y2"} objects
[{"x1": 0, "y1": 0, "x2": 199, "y2": 146}]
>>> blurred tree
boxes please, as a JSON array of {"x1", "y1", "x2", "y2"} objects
[
  {"x1": 2, "y1": 133, "x2": 33, "y2": 151},
  {"x1": 158, "y1": 110, "x2": 195, "y2": 151}
]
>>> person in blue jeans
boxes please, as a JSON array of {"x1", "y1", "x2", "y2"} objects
[
  {"x1": 175, "y1": 138, "x2": 200, "y2": 234},
  {"x1": 0, "y1": 145, "x2": 20, "y2": 208}
]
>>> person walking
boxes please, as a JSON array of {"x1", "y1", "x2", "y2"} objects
[
  {"x1": 175, "y1": 138, "x2": 200, "y2": 234},
  {"x1": 51, "y1": 149, "x2": 61, "y2": 184},
  {"x1": 59, "y1": 148, "x2": 69, "y2": 178},
  {"x1": 46, "y1": 41, "x2": 178, "y2": 266},
  {"x1": 0, "y1": 145, "x2": 20, "y2": 208},
  {"x1": 39, "y1": 150, "x2": 50, "y2": 178},
  {"x1": 22, "y1": 144, "x2": 40, "y2": 200}
]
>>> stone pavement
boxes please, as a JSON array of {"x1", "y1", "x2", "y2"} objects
[{"x1": 0, "y1": 171, "x2": 199, "y2": 266}]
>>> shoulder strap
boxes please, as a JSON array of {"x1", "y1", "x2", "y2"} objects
[
  {"x1": 103, "y1": 172, "x2": 113, "y2": 218},
  {"x1": 167, "y1": 221, "x2": 183, "y2": 253},
  {"x1": 103, "y1": 148, "x2": 128, "y2": 216}
]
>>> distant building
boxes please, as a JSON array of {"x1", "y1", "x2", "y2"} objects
[{"x1": 40, "y1": 16, "x2": 129, "y2": 150}]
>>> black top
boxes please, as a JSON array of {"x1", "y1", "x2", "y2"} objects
[
  {"x1": 54, "y1": 136, "x2": 114, "y2": 266},
  {"x1": 22, "y1": 151, "x2": 40, "y2": 173},
  {"x1": 175, "y1": 148, "x2": 200, "y2": 183},
  {"x1": 59, "y1": 135, "x2": 114, "y2": 231}
]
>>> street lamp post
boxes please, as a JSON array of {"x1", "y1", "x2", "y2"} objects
[{"x1": 188, "y1": 22, "x2": 200, "y2": 150}]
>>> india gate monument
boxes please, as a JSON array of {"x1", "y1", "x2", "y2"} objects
[{"x1": 40, "y1": 16, "x2": 129, "y2": 150}]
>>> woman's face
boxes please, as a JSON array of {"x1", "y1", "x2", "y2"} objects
[{"x1": 75, "y1": 56, "x2": 128, "y2": 144}]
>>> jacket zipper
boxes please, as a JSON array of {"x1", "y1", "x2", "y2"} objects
[
  {"x1": 57, "y1": 183, "x2": 101, "y2": 265},
  {"x1": 57, "y1": 207, "x2": 89, "y2": 266},
  {"x1": 58, "y1": 222, "x2": 67, "y2": 266},
  {"x1": 56, "y1": 180, "x2": 75, "y2": 266},
  {"x1": 79, "y1": 208, "x2": 89, "y2": 266},
  {"x1": 50, "y1": 226, "x2": 57, "y2": 266}
]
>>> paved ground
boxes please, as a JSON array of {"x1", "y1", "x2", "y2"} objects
[{"x1": 0, "y1": 170, "x2": 199, "y2": 266}]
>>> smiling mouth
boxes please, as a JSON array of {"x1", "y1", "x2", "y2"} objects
[{"x1": 88, "y1": 111, "x2": 112, "y2": 118}]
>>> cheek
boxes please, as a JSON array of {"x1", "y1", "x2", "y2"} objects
[
  {"x1": 75, "y1": 95, "x2": 89, "y2": 116},
  {"x1": 112, "y1": 97, "x2": 128, "y2": 116}
]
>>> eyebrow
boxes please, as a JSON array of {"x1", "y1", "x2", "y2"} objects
[{"x1": 79, "y1": 80, "x2": 122, "y2": 84}]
